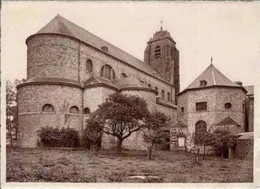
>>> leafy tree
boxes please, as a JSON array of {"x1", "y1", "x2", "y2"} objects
[
  {"x1": 92, "y1": 92, "x2": 150, "y2": 152},
  {"x1": 191, "y1": 130, "x2": 213, "y2": 163},
  {"x1": 82, "y1": 119, "x2": 103, "y2": 155},
  {"x1": 143, "y1": 111, "x2": 169, "y2": 160},
  {"x1": 210, "y1": 128, "x2": 238, "y2": 157},
  {"x1": 6, "y1": 79, "x2": 25, "y2": 146}
]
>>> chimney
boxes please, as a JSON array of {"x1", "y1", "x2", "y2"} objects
[{"x1": 234, "y1": 81, "x2": 243, "y2": 86}]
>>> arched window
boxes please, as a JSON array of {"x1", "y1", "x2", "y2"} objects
[
  {"x1": 154, "y1": 45, "x2": 161, "y2": 58},
  {"x1": 155, "y1": 87, "x2": 158, "y2": 91},
  {"x1": 167, "y1": 92, "x2": 171, "y2": 101},
  {"x1": 83, "y1": 107, "x2": 90, "y2": 115},
  {"x1": 181, "y1": 107, "x2": 184, "y2": 113},
  {"x1": 69, "y1": 106, "x2": 79, "y2": 114},
  {"x1": 86, "y1": 59, "x2": 93, "y2": 73},
  {"x1": 148, "y1": 84, "x2": 151, "y2": 88},
  {"x1": 42, "y1": 104, "x2": 54, "y2": 113},
  {"x1": 121, "y1": 73, "x2": 127, "y2": 78},
  {"x1": 161, "y1": 90, "x2": 165, "y2": 99},
  {"x1": 225, "y1": 103, "x2": 232, "y2": 109},
  {"x1": 195, "y1": 120, "x2": 207, "y2": 137},
  {"x1": 100, "y1": 64, "x2": 116, "y2": 80}
]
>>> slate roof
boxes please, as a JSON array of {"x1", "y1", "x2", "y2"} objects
[
  {"x1": 214, "y1": 116, "x2": 240, "y2": 126},
  {"x1": 243, "y1": 85, "x2": 254, "y2": 96},
  {"x1": 186, "y1": 64, "x2": 239, "y2": 89},
  {"x1": 83, "y1": 76, "x2": 118, "y2": 89},
  {"x1": 34, "y1": 15, "x2": 164, "y2": 81},
  {"x1": 237, "y1": 132, "x2": 253, "y2": 140},
  {"x1": 113, "y1": 76, "x2": 148, "y2": 88}
]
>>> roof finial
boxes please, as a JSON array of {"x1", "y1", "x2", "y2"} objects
[
  {"x1": 211, "y1": 57, "x2": 213, "y2": 65},
  {"x1": 160, "y1": 20, "x2": 163, "y2": 30}
]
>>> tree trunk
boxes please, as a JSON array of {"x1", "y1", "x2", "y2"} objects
[
  {"x1": 148, "y1": 143, "x2": 154, "y2": 160},
  {"x1": 196, "y1": 148, "x2": 200, "y2": 164},
  {"x1": 117, "y1": 139, "x2": 123, "y2": 153},
  {"x1": 203, "y1": 145, "x2": 206, "y2": 159}
]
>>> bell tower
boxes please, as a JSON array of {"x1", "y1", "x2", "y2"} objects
[{"x1": 144, "y1": 26, "x2": 180, "y2": 99}]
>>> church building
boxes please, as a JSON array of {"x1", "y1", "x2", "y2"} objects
[
  {"x1": 17, "y1": 15, "x2": 254, "y2": 155},
  {"x1": 17, "y1": 15, "x2": 178, "y2": 149}
]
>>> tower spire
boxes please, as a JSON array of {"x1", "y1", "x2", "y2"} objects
[
  {"x1": 160, "y1": 20, "x2": 163, "y2": 30},
  {"x1": 211, "y1": 57, "x2": 213, "y2": 65}
]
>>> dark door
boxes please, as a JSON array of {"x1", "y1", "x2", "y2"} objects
[{"x1": 223, "y1": 147, "x2": 229, "y2": 158}]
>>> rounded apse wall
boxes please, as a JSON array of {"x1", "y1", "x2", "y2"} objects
[
  {"x1": 17, "y1": 83, "x2": 83, "y2": 148},
  {"x1": 26, "y1": 34, "x2": 80, "y2": 81}
]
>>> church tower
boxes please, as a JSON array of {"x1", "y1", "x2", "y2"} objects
[{"x1": 144, "y1": 26, "x2": 180, "y2": 101}]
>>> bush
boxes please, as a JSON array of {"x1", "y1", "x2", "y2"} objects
[
  {"x1": 81, "y1": 119, "x2": 102, "y2": 150},
  {"x1": 37, "y1": 126, "x2": 80, "y2": 147}
]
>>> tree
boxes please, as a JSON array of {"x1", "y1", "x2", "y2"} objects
[
  {"x1": 82, "y1": 119, "x2": 103, "y2": 155},
  {"x1": 6, "y1": 79, "x2": 25, "y2": 147},
  {"x1": 191, "y1": 130, "x2": 213, "y2": 163},
  {"x1": 92, "y1": 92, "x2": 150, "y2": 152},
  {"x1": 143, "y1": 111, "x2": 169, "y2": 160},
  {"x1": 210, "y1": 128, "x2": 238, "y2": 157}
]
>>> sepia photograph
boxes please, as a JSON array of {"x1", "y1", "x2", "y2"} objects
[{"x1": 1, "y1": 1, "x2": 259, "y2": 186}]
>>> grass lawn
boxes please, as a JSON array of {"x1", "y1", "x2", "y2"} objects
[{"x1": 7, "y1": 148, "x2": 253, "y2": 183}]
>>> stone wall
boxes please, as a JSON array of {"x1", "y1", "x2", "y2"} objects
[
  {"x1": 17, "y1": 84, "x2": 83, "y2": 147},
  {"x1": 27, "y1": 34, "x2": 176, "y2": 104},
  {"x1": 79, "y1": 41, "x2": 176, "y2": 103},
  {"x1": 19, "y1": 33, "x2": 178, "y2": 149},
  {"x1": 27, "y1": 35, "x2": 79, "y2": 81},
  {"x1": 248, "y1": 97, "x2": 254, "y2": 132},
  {"x1": 177, "y1": 87, "x2": 246, "y2": 150}
]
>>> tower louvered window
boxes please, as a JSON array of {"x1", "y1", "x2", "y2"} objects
[{"x1": 154, "y1": 45, "x2": 161, "y2": 58}]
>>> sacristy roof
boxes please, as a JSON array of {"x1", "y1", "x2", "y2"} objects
[
  {"x1": 243, "y1": 85, "x2": 254, "y2": 96},
  {"x1": 179, "y1": 64, "x2": 246, "y2": 95},
  {"x1": 34, "y1": 15, "x2": 164, "y2": 81},
  {"x1": 214, "y1": 116, "x2": 240, "y2": 126},
  {"x1": 113, "y1": 76, "x2": 148, "y2": 88},
  {"x1": 83, "y1": 75, "x2": 119, "y2": 90}
]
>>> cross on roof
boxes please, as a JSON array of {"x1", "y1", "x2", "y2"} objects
[{"x1": 160, "y1": 20, "x2": 163, "y2": 30}]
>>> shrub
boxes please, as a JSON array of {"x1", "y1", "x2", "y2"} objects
[
  {"x1": 37, "y1": 126, "x2": 80, "y2": 147},
  {"x1": 81, "y1": 119, "x2": 102, "y2": 150}
]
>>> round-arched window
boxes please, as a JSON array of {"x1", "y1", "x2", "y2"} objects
[
  {"x1": 121, "y1": 73, "x2": 127, "y2": 78},
  {"x1": 69, "y1": 106, "x2": 79, "y2": 114},
  {"x1": 42, "y1": 104, "x2": 54, "y2": 112},
  {"x1": 181, "y1": 107, "x2": 184, "y2": 113},
  {"x1": 83, "y1": 107, "x2": 90, "y2": 114},
  {"x1": 225, "y1": 103, "x2": 232, "y2": 109},
  {"x1": 100, "y1": 64, "x2": 116, "y2": 80},
  {"x1": 86, "y1": 59, "x2": 93, "y2": 73},
  {"x1": 195, "y1": 120, "x2": 207, "y2": 137},
  {"x1": 161, "y1": 90, "x2": 165, "y2": 99},
  {"x1": 148, "y1": 84, "x2": 151, "y2": 88}
]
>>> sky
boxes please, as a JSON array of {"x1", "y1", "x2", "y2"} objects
[{"x1": 2, "y1": 1, "x2": 260, "y2": 91}]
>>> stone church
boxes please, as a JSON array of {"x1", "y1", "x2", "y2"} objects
[{"x1": 17, "y1": 15, "x2": 254, "y2": 153}]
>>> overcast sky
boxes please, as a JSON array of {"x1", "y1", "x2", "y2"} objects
[{"x1": 2, "y1": 1, "x2": 260, "y2": 90}]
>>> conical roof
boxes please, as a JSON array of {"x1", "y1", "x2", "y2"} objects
[
  {"x1": 180, "y1": 64, "x2": 246, "y2": 94},
  {"x1": 32, "y1": 15, "x2": 164, "y2": 81},
  {"x1": 84, "y1": 76, "x2": 118, "y2": 90}
]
